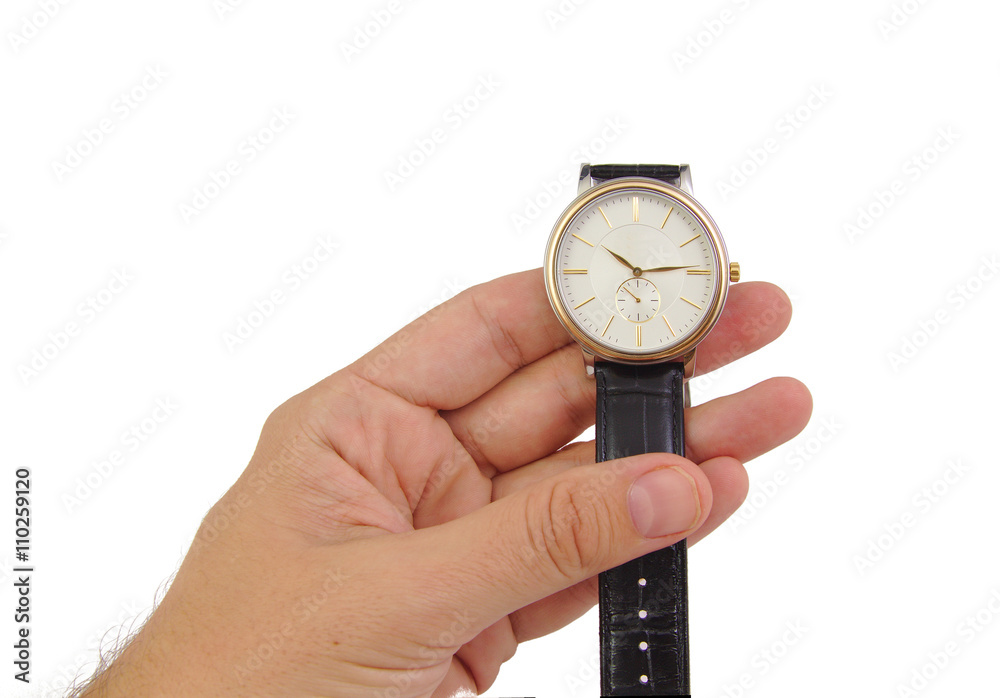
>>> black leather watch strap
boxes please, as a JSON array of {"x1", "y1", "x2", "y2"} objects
[
  {"x1": 589, "y1": 164, "x2": 682, "y2": 185},
  {"x1": 596, "y1": 360, "x2": 690, "y2": 697}
]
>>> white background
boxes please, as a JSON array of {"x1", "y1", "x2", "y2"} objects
[{"x1": 2, "y1": 0, "x2": 998, "y2": 696}]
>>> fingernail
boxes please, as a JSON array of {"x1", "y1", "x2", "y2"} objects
[{"x1": 628, "y1": 467, "x2": 700, "y2": 538}]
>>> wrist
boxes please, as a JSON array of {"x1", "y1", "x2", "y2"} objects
[
  {"x1": 76, "y1": 585, "x2": 227, "y2": 698},
  {"x1": 76, "y1": 629, "x2": 163, "y2": 698}
]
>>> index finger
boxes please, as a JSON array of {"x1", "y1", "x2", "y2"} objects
[{"x1": 341, "y1": 269, "x2": 570, "y2": 410}]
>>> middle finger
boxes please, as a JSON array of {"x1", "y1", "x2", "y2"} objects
[
  {"x1": 490, "y1": 376, "x2": 810, "y2": 505},
  {"x1": 441, "y1": 281, "x2": 793, "y2": 473}
]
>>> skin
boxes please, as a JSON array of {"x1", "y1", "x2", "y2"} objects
[{"x1": 77, "y1": 269, "x2": 811, "y2": 698}]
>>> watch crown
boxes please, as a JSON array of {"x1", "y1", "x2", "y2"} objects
[{"x1": 730, "y1": 262, "x2": 741, "y2": 283}]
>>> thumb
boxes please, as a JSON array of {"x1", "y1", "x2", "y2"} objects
[{"x1": 412, "y1": 453, "x2": 711, "y2": 639}]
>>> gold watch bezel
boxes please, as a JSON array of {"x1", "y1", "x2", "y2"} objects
[{"x1": 543, "y1": 177, "x2": 730, "y2": 364}]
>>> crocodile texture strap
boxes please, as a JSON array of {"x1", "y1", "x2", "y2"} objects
[
  {"x1": 596, "y1": 360, "x2": 690, "y2": 697},
  {"x1": 589, "y1": 164, "x2": 682, "y2": 185}
]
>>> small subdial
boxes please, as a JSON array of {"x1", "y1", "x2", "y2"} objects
[{"x1": 616, "y1": 278, "x2": 660, "y2": 322}]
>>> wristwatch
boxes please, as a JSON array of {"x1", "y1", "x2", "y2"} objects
[{"x1": 543, "y1": 164, "x2": 739, "y2": 696}]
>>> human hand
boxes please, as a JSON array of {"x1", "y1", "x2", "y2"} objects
[{"x1": 78, "y1": 269, "x2": 811, "y2": 698}]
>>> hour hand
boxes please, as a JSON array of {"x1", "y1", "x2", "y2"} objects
[
  {"x1": 602, "y1": 246, "x2": 636, "y2": 271},
  {"x1": 645, "y1": 264, "x2": 698, "y2": 272}
]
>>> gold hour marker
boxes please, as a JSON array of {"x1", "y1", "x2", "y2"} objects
[
  {"x1": 599, "y1": 206, "x2": 612, "y2": 228},
  {"x1": 563, "y1": 268, "x2": 588, "y2": 275},
  {"x1": 633, "y1": 197, "x2": 639, "y2": 222},
  {"x1": 602, "y1": 316, "x2": 613, "y2": 337},
  {"x1": 663, "y1": 315, "x2": 676, "y2": 337},
  {"x1": 686, "y1": 269, "x2": 711, "y2": 275},
  {"x1": 572, "y1": 233, "x2": 594, "y2": 247},
  {"x1": 636, "y1": 324, "x2": 641, "y2": 347},
  {"x1": 679, "y1": 234, "x2": 701, "y2": 247},
  {"x1": 680, "y1": 296, "x2": 702, "y2": 309},
  {"x1": 660, "y1": 206, "x2": 674, "y2": 228},
  {"x1": 574, "y1": 296, "x2": 595, "y2": 309}
]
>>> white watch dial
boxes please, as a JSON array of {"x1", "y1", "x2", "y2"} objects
[{"x1": 550, "y1": 186, "x2": 722, "y2": 357}]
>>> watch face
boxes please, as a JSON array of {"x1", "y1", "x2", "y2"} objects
[{"x1": 544, "y1": 177, "x2": 729, "y2": 362}]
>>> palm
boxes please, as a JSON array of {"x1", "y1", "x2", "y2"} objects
[{"x1": 269, "y1": 270, "x2": 809, "y2": 697}]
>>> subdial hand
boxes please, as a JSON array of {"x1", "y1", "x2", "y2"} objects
[{"x1": 622, "y1": 286, "x2": 641, "y2": 303}]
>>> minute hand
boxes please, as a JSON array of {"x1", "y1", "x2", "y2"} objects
[{"x1": 645, "y1": 264, "x2": 699, "y2": 272}]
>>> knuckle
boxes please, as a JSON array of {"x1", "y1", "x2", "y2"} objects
[
  {"x1": 527, "y1": 479, "x2": 611, "y2": 582},
  {"x1": 262, "y1": 393, "x2": 303, "y2": 435},
  {"x1": 264, "y1": 385, "x2": 336, "y2": 443}
]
